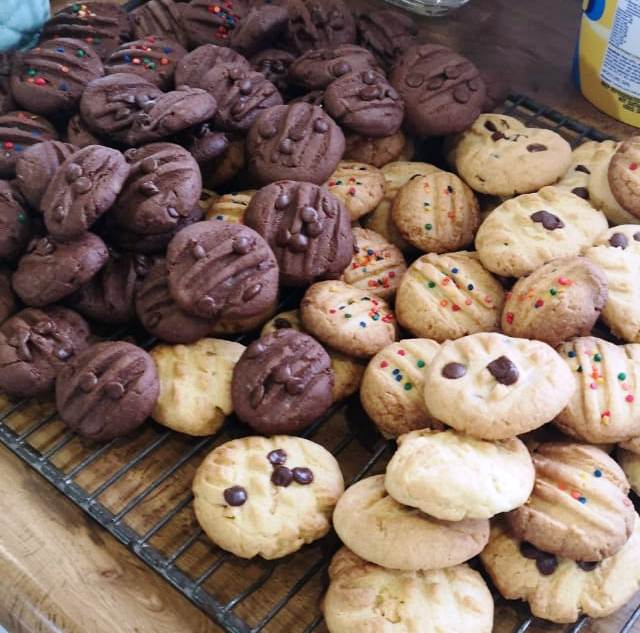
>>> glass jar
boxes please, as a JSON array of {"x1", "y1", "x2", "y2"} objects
[{"x1": 384, "y1": 0, "x2": 470, "y2": 16}]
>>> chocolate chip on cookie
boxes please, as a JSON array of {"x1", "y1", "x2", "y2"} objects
[
  {"x1": 129, "y1": 0, "x2": 189, "y2": 49},
  {"x1": 229, "y1": 4, "x2": 289, "y2": 56}
]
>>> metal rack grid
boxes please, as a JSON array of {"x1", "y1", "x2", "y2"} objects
[{"x1": 0, "y1": 95, "x2": 639, "y2": 633}]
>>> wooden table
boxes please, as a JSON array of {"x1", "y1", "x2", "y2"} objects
[{"x1": 2, "y1": 1, "x2": 637, "y2": 633}]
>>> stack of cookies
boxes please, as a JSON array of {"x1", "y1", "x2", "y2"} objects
[{"x1": 1, "y1": 0, "x2": 640, "y2": 630}]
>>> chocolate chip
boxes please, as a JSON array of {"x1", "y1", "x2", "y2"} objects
[
  {"x1": 271, "y1": 465, "x2": 293, "y2": 487},
  {"x1": 571, "y1": 187, "x2": 589, "y2": 200},
  {"x1": 279, "y1": 138, "x2": 294, "y2": 154},
  {"x1": 228, "y1": 67, "x2": 243, "y2": 81},
  {"x1": 332, "y1": 61, "x2": 351, "y2": 77},
  {"x1": 609, "y1": 232, "x2": 628, "y2": 249},
  {"x1": 362, "y1": 69, "x2": 377, "y2": 85},
  {"x1": 224, "y1": 485, "x2": 247, "y2": 506},
  {"x1": 238, "y1": 79, "x2": 253, "y2": 95},
  {"x1": 313, "y1": 118, "x2": 328, "y2": 133},
  {"x1": 267, "y1": 449, "x2": 287, "y2": 466},
  {"x1": 167, "y1": 206, "x2": 179, "y2": 218},
  {"x1": 260, "y1": 123, "x2": 277, "y2": 139},
  {"x1": 634, "y1": 232, "x2": 640, "y2": 242},
  {"x1": 52, "y1": 205, "x2": 66, "y2": 222},
  {"x1": 453, "y1": 84, "x2": 470, "y2": 104},
  {"x1": 141, "y1": 157, "x2": 157, "y2": 173},
  {"x1": 105, "y1": 381, "x2": 125, "y2": 399},
  {"x1": 292, "y1": 467, "x2": 314, "y2": 484},
  {"x1": 486, "y1": 355, "x2": 519, "y2": 385},
  {"x1": 274, "y1": 318, "x2": 291, "y2": 329},
  {"x1": 306, "y1": 221, "x2": 323, "y2": 237},
  {"x1": 56, "y1": 346, "x2": 73, "y2": 360},
  {"x1": 536, "y1": 553, "x2": 558, "y2": 576},
  {"x1": 73, "y1": 176, "x2": 92, "y2": 194},
  {"x1": 527, "y1": 143, "x2": 547, "y2": 152},
  {"x1": 275, "y1": 193, "x2": 290, "y2": 209},
  {"x1": 301, "y1": 206, "x2": 318, "y2": 223},
  {"x1": 139, "y1": 181, "x2": 160, "y2": 196},
  {"x1": 250, "y1": 383, "x2": 265, "y2": 407},
  {"x1": 66, "y1": 163, "x2": 83, "y2": 182},
  {"x1": 79, "y1": 371, "x2": 98, "y2": 392},
  {"x1": 246, "y1": 342, "x2": 265, "y2": 358},
  {"x1": 242, "y1": 283, "x2": 262, "y2": 301},
  {"x1": 289, "y1": 233, "x2": 309, "y2": 252},
  {"x1": 577, "y1": 561, "x2": 599, "y2": 572},
  {"x1": 484, "y1": 120, "x2": 498, "y2": 132},
  {"x1": 519, "y1": 541, "x2": 540, "y2": 559},
  {"x1": 442, "y1": 362, "x2": 466, "y2": 379},
  {"x1": 196, "y1": 295, "x2": 216, "y2": 315},
  {"x1": 491, "y1": 131, "x2": 506, "y2": 141},
  {"x1": 530, "y1": 210, "x2": 564, "y2": 230},
  {"x1": 575, "y1": 164, "x2": 590, "y2": 174},
  {"x1": 427, "y1": 77, "x2": 444, "y2": 90},
  {"x1": 192, "y1": 243, "x2": 206, "y2": 259}
]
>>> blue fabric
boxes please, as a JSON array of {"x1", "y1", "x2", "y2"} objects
[{"x1": 0, "y1": 0, "x2": 50, "y2": 52}]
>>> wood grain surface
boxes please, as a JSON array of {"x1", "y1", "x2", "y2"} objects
[{"x1": 1, "y1": 1, "x2": 638, "y2": 633}]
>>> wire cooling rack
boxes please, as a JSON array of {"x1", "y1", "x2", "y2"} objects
[{"x1": 1, "y1": 95, "x2": 639, "y2": 633}]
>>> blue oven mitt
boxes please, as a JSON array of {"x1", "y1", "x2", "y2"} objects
[{"x1": 0, "y1": 0, "x2": 50, "y2": 52}]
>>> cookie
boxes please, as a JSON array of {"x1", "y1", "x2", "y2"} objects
[
  {"x1": 0, "y1": 182, "x2": 32, "y2": 264},
  {"x1": 202, "y1": 135, "x2": 246, "y2": 189},
  {"x1": 43, "y1": 145, "x2": 129, "y2": 240},
  {"x1": 261, "y1": 309, "x2": 365, "y2": 402},
  {"x1": 392, "y1": 171, "x2": 480, "y2": 253},
  {"x1": 287, "y1": 0, "x2": 356, "y2": 53},
  {"x1": 340, "y1": 228, "x2": 406, "y2": 300},
  {"x1": 333, "y1": 475, "x2": 489, "y2": 571},
  {"x1": 475, "y1": 186, "x2": 608, "y2": 278},
  {"x1": 247, "y1": 103, "x2": 345, "y2": 186},
  {"x1": 501, "y1": 256, "x2": 608, "y2": 346},
  {"x1": 181, "y1": 0, "x2": 250, "y2": 48},
  {"x1": 174, "y1": 44, "x2": 250, "y2": 89},
  {"x1": 41, "y1": 2, "x2": 131, "y2": 60},
  {"x1": 449, "y1": 114, "x2": 573, "y2": 196},
  {"x1": 609, "y1": 135, "x2": 640, "y2": 217},
  {"x1": 56, "y1": 341, "x2": 159, "y2": 441},
  {"x1": 192, "y1": 436, "x2": 344, "y2": 559},
  {"x1": 0, "y1": 306, "x2": 90, "y2": 398},
  {"x1": 390, "y1": 44, "x2": 485, "y2": 137},
  {"x1": 151, "y1": 338, "x2": 245, "y2": 436},
  {"x1": 386, "y1": 429, "x2": 535, "y2": 520},
  {"x1": 200, "y1": 64, "x2": 282, "y2": 133},
  {"x1": 323, "y1": 548, "x2": 493, "y2": 633},
  {"x1": 135, "y1": 259, "x2": 212, "y2": 344},
  {"x1": 178, "y1": 123, "x2": 228, "y2": 166},
  {"x1": 0, "y1": 267, "x2": 16, "y2": 324},
  {"x1": 618, "y1": 448, "x2": 640, "y2": 495},
  {"x1": 166, "y1": 220, "x2": 279, "y2": 321},
  {"x1": 356, "y1": 8, "x2": 418, "y2": 70},
  {"x1": 395, "y1": 251, "x2": 504, "y2": 342},
  {"x1": 300, "y1": 280, "x2": 397, "y2": 358},
  {"x1": 555, "y1": 337, "x2": 640, "y2": 444},
  {"x1": 481, "y1": 516, "x2": 640, "y2": 624},
  {"x1": 250, "y1": 48, "x2": 295, "y2": 96},
  {"x1": 360, "y1": 338, "x2": 441, "y2": 437},
  {"x1": 556, "y1": 139, "x2": 601, "y2": 203},
  {"x1": 129, "y1": 0, "x2": 189, "y2": 50},
  {"x1": 204, "y1": 190, "x2": 255, "y2": 223},
  {"x1": 112, "y1": 143, "x2": 201, "y2": 235},
  {"x1": 231, "y1": 329, "x2": 333, "y2": 434},
  {"x1": 105, "y1": 36, "x2": 186, "y2": 90},
  {"x1": 12, "y1": 233, "x2": 108, "y2": 307},
  {"x1": 244, "y1": 180, "x2": 353, "y2": 287},
  {"x1": 288, "y1": 45, "x2": 378, "y2": 91},
  {"x1": 423, "y1": 332, "x2": 575, "y2": 440},
  {"x1": 66, "y1": 113, "x2": 100, "y2": 148},
  {"x1": 0, "y1": 111, "x2": 58, "y2": 178},
  {"x1": 507, "y1": 442, "x2": 635, "y2": 562},
  {"x1": 229, "y1": 4, "x2": 289, "y2": 56},
  {"x1": 15, "y1": 140, "x2": 77, "y2": 210},
  {"x1": 80, "y1": 73, "x2": 163, "y2": 144},
  {"x1": 343, "y1": 130, "x2": 410, "y2": 168}
]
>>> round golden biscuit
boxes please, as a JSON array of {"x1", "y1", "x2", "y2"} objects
[
  {"x1": 204, "y1": 190, "x2": 255, "y2": 223},
  {"x1": 324, "y1": 162, "x2": 386, "y2": 221},
  {"x1": 608, "y1": 135, "x2": 640, "y2": 218}
]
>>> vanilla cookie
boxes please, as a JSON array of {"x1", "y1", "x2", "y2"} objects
[
  {"x1": 501, "y1": 257, "x2": 608, "y2": 346},
  {"x1": 193, "y1": 436, "x2": 344, "y2": 559},
  {"x1": 481, "y1": 516, "x2": 640, "y2": 624},
  {"x1": 609, "y1": 135, "x2": 640, "y2": 218},
  {"x1": 340, "y1": 228, "x2": 406, "y2": 300},
  {"x1": 343, "y1": 130, "x2": 412, "y2": 167},
  {"x1": 450, "y1": 114, "x2": 572, "y2": 196},
  {"x1": 333, "y1": 475, "x2": 489, "y2": 571},
  {"x1": 618, "y1": 448, "x2": 640, "y2": 495},
  {"x1": 150, "y1": 338, "x2": 245, "y2": 436},
  {"x1": 476, "y1": 186, "x2": 608, "y2": 278},
  {"x1": 507, "y1": 442, "x2": 635, "y2": 562},
  {"x1": 386, "y1": 429, "x2": 535, "y2": 520},
  {"x1": 395, "y1": 251, "x2": 504, "y2": 342},
  {"x1": 360, "y1": 339, "x2": 441, "y2": 437},
  {"x1": 323, "y1": 548, "x2": 494, "y2": 633},
  {"x1": 300, "y1": 281, "x2": 398, "y2": 359},
  {"x1": 423, "y1": 332, "x2": 575, "y2": 440},
  {"x1": 261, "y1": 309, "x2": 365, "y2": 402},
  {"x1": 392, "y1": 171, "x2": 480, "y2": 253},
  {"x1": 325, "y1": 162, "x2": 386, "y2": 221},
  {"x1": 204, "y1": 190, "x2": 255, "y2": 223},
  {"x1": 555, "y1": 337, "x2": 640, "y2": 444},
  {"x1": 556, "y1": 140, "x2": 601, "y2": 202}
]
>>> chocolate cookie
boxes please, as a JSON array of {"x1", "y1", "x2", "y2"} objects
[
  {"x1": 247, "y1": 103, "x2": 345, "y2": 185},
  {"x1": 181, "y1": 0, "x2": 250, "y2": 48},
  {"x1": 324, "y1": 69, "x2": 404, "y2": 138},
  {"x1": 201, "y1": 64, "x2": 282, "y2": 133},
  {"x1": 288, "y1": 0, "x2": 356, "y2": 53},
  {"x1": 129, "y1": 0, "x2": 189, "y2": 49},
  {"x1": 250, "y1": 48, "x2": 295, "y2": 96},
  {"x1": 0, "y1": 182, "x2": 32, "y2": 264},
  {"x1": 0, "y1": 267, "x2": 16, "y2": 324},
  {"x1": 135, "y1": 259, "x2": 212, "y2": 343},
  {"x1": 0, "y1": 111, "x2": 58, "y2": 178},
  {"x1": 43, "y1": 145, "x2": 130, "y2": 239},
  {"x1": 178, "y1": 123, "x2": 228, "y2": 165},
  {"x1": 12, "y1": 233, "x2": 108, "y2": 307},
  {"x1": 390, "y1": 44, "x2": 486, "y2": 137},
  {"x1": 0, "y1": 306, "x2": 90, "y2": 398},
  {"x1": 68, "y1": 251, "x2": 152, "y2": 323},
  {"x1": 56, "y1": 341, "x2": 159, "y2": 441},
  {"x1": 229, "y1": 4, "x2": 288, "y2": 56},
  {"x1": 11, "y1": 38, "x2": 104, "y2": 117},
  {"x1": 166, "y1": 220, "x2": 279, "y2": 320},
  {"x1": 288, "y1": 45, "x2": 378, "y2": 90},
  {"x1": 112, "y1": 142, "x2": 201, "y2": 235},
  {"x1": 105, "y1": 36, "x2": 186, "y2": 89},
  {"x1": 356, "y1": 9, "x2": 417, "y2": 70},
  {"x1": 231, "y1": 329, "x2": 333, "y2": 434},
  {"x1": 41, "y1": 2, "x2": 132, "y2": 60},
  {"x1": 174, "y1": 44, "x2": 250, "y2": 89},
  {"x1": 80, "y1": 73, "x2": 163, "y2": 144},
  {"x1": 15, "y1": 141, "x2": 78, "y2": 210},
  {"x1": 244, "y1": 180, "x2": 353, "y2": 286},
  {"x1": 67, "y1": 113, "x2": 101, "y2": 147}
]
